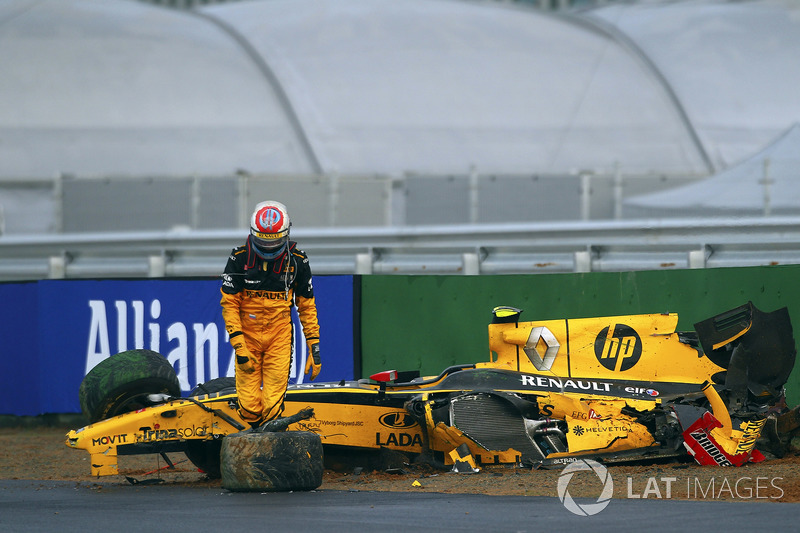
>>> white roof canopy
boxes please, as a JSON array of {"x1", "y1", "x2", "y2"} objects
[
  {"x1": 2, "y1": 0, "x2": 798, "y2": 179},
  {"x1": 625, "y1": 123, "x2": 800, "y2": 217}
]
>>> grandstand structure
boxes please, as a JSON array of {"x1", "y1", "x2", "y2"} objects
[{"x1": 1, "y1": 0, "x2": 798, "y2": 277}]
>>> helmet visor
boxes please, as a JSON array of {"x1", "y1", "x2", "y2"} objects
[
  {"x1": 252, "y1": 234, "x2": 286, "y2": 252},
  {"x1": 251, "y1": 228, "x2": 288, "y2": 254}
]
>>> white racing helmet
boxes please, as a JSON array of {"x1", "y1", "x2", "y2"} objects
[{"x1": 250, "y1": 200, "x2": 291, "y2": 259}]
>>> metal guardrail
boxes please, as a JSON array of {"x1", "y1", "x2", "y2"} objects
[{"x1": 1, "y1": 217, "x2": 799, "y2": 281}]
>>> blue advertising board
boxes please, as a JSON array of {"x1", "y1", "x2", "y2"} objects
[
  {"x1": 0, "y1": 282, "x2": 39, "y2": 415},
  {"x1": 0, "y1": 276, "x2": 355, "y2": 416}
]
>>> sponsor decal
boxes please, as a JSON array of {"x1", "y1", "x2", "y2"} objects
[
  {"x1": 375, "y1": 432, "x2": 423, "y2": 447},
  {"x1": 520, "y1": 375, "x2": 612, "y2": 393},
  {"x1": 85, "y1": 299, "x2": 222, "y2": 390},
  {"x1": 687, "y1": 428, "x2": 734, "y2": 466},
  {"x1": 571, "y1": 423, "x2": 633, "y2": 436},
  {"x1": 548, "y1": 456, "x2": 580, "y2": 465},
  {"x1": 137, "y1": 425, "x2": 209, "y2": 442},
  {"x1": 680, "y1": 411, "x2": 762, "y2": 467},
  {"x1": 316, "y1": 419, "x2": 365, "y2": 427},
  {"x1": 594, "y1": 324, "x2": 642, "y2": 371},
  {"x1": 244, "y1": 290, "x2": 290, "y2": 299},
  {"x1": 379, "y1": 412, "x2": 418, "y2": 429},
  {"x1": 252, "y1": 230, "x2": 283, "y2": 239},
  {"x1": 734, "y1": 419, "x2": 767, "y2": 455},
  {"x1": 623, "y1": 386, "x2": 660, "y2": 397},
  {"x1": 91, "y1": 434, "x2": 129, "y2": 447},
  {"x1": 294, "y1": 421, "x2": 321, "y2": 434},
  {"x1": 523, "y1": 326, "x2": 560, "y2": 371},
  {"x1": 84, "y1": 295, "x2": 317, "y2": 392}
]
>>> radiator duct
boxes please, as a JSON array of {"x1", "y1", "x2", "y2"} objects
[{"x1": 450, "y1": 393, "x2": 547, "y2": 463}]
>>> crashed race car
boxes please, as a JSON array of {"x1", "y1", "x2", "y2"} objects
[{"x1": 66, "y1": 301, "x2": 798, "y2": 477}]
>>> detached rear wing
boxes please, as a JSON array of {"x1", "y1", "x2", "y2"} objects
[{"x1": 694, "y1": 301, "x2": 796, "y2": 400}]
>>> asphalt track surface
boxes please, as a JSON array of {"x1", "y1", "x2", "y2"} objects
[{"x1": 1, "y1": 480, "x2": 798, "y2": 532}]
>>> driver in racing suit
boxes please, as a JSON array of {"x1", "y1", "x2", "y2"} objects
[{"x1": 220, "y1": 200, "x2": 321, "y2": 427}]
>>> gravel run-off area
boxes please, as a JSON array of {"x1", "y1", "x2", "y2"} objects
[{"x1": 4, "y1": 424, "x2": 800, "y2": 504}]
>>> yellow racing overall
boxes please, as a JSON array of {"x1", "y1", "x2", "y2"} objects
[{"x1": 220, "y1": 238, "x2": 319, "y2": 425}]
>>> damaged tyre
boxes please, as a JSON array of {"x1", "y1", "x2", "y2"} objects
[
  {"x1": 190, "y1": 377, "x2": 235, "y2": 397},
  {"x1": 184, "y1": 377, "x2": 237, "y2": 478},
  {"x1": 221, "y1": 431, "x2": 324, "y2": 492},
  {"x1": 79, "y1": 349, "x2": 181, "y2": 423}
]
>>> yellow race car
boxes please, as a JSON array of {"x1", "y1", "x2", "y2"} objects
[{"x1": 67, "y1": 302, "x2": 796, "y2": 477}]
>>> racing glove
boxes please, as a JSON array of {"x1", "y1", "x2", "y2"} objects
[
  {"x1": 230, "y1": 332, "x2": 255, "y2": 374},
  {"x1": 305, "y1": 342, "x2": 321, "y2": 381}
]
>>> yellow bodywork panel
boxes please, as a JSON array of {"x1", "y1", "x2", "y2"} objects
[
  {"x1": 428, "y1": 422, "x2": 522, "y2": 465},
  {"x1": 283, "y1": 396, "x2": 424, "y2": 452},
  {"x1": 66, "y1": 396, "x2": 247, "y2": 477},
  {"x1": 488, "y1": 313, "x2": 724, "y2": 384},
  {"x1": 67, "y1": 390, "x2": 427, "y2": 477},
  {"x1": 711, "y1": 418, "x2": 767, "y2": 457},
  {"x1": 526, "y1": 393, "x2": 658, "y2": 455}
]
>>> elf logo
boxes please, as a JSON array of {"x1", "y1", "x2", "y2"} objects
[
  {"x1": 379, "y1": 412, "x2": 418, "y2": 429},
  {"x1": 594, "y1": 324, "x2": 642, "y2": 372}
]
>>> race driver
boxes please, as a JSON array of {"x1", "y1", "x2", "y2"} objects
[{"x1": 220, "y1": 200, "x2": 321, "y2": 427}]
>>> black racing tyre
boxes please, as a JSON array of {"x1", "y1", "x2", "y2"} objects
[
  {"x1": 79, "y1": 349, "x2": 181, "y2": 423},
  {"x1": 221, "y1": 431, "x2": 324, "y2": 492},
  {"x1": 184, "y1": 377, "x2": 237, "y2": 478},
  {"x1": 189, "y1": 376, "x2": 236, "y2": 397}
]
